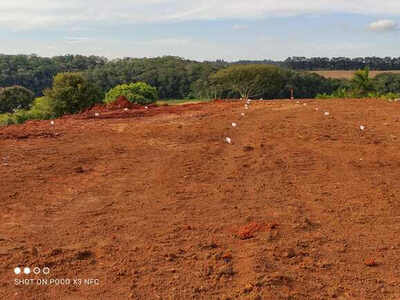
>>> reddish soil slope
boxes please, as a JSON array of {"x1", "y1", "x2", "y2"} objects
[{"x1": 1, "y1": 99, "x2": 400, "y2": 299}]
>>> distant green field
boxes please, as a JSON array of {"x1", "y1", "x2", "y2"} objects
[{"x1": 156, "y1": 99, "x2": 212, "y2": 106}]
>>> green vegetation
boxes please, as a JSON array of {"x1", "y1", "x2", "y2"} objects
[
  {"x1": 316, "y1": 67, "x2": 400, "y2": 100},
  {"x1": 29, "y1": 97, "x2": 57, "y2": 119},
  {"x1": 0, "y1": 96, "x2": 57, "y2": 126},
  {"x1": 0, "y1": 54, "x2": 107, "y2": 96},
  {"x1": 44, "y1": 72, "x2": 102, "y2": 116},
  {"x1": 284, "y1": 57, "x2": 400, "y2": 70},
  {"x1": 86, "y1": 56, "x2": 223, "y2": 99},
  {"x1": 211, "y1": 64, "x2": 340, "y2": 99},
  {"x1": 0, "y1": 86, "x2": 34, "y2": 113},
  {"x1": 105, "y1": 82, "x2": 157, "y2": 105},
  {"x1": 351, "y1": 68, "x2": 374, "y2": 96},
  {"x1": 0, "y1": 113, "x2": 15, "y2": 126},
  {"x1": 0, "y1": 73, "x2": 102, "y2": 126},
  {"x1": 211, "y1": 65, "x2": 288, "y2": 99},
  {"x1": 373, "y1": 73, "x2": 400, "y2": 94}
]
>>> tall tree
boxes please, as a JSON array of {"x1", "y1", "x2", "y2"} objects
[
  {"x1": 211, "y1": 65, "x2": 288, "y2": 99},
  {"x1": 0, "y1": 86, "x2": 34, "y2": 113},
  {"x1": 351, "y1": 67, "x2": 374, "y2": 96}
]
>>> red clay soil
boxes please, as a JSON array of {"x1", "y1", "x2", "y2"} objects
[
  {"x1": 237, "y1": 223, "x2": 268, "y2": 240},
  {"x1": 1, "y1": 99, "x2": 400, "y2": 299},
  {"x1": 82, "y1": 96, "x2": 142, "y2": 115},
  {"x1": 107, "y1": 96, "x2": 139, "y2": 110}
]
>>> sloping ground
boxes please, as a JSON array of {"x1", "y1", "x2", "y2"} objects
[{"x1": 1, "y1": 99, "x2": 400, "y2": 300}]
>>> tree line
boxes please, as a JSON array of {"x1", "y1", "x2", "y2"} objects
[
  {"x1": 0, "y1": 54, "x2": 223, "y2": 98},
  {"x1": 4, "y1": 54, "x2": 400, "y2": 100},
  {"x1": 0, "y1": 54, "x2": 107, "y2": 96},
  {"x1": 283, "y1": 57, "x2": 400, "y2": 71}
]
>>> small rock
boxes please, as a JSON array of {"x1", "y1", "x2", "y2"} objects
[{"x1": 364, "y1": 258, "x2": 378, "y2": 267}]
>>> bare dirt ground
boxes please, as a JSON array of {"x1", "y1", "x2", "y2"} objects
[{"x1": 1, "y1": 98, "x2": 400, "y2": 300}]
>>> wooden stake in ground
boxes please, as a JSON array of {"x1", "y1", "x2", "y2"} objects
[{"x1": 50, "y1": 120, "x2": 56, "y2": 136}]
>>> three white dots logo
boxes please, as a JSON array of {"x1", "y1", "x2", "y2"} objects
[{"x1": 14, "y1": 267, "x2": 50, "y2": 275}]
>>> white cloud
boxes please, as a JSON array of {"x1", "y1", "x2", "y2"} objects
[
  {"x1": 368, "y1": 19, "x2": 398, "y2": 32},
  {"x1": 2, "y1": 1, "x2": 400, "y2": 30}
]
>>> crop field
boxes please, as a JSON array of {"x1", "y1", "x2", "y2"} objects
[
  {"x1": 1, "y1": 99, "x2": 400, "y2": 299},
  {"x1": 309, "y1": 70, "x2": 400, "y2": 79}
]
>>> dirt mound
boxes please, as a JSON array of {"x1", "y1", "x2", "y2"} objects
[
  {"x1": 83, "y1": 103, "x2": 109, "y2": 114},
  {"x1": 81, "y1": 96, "x2": 143, "y2": 115},
  {"x1": 107, "y1": 96, "x2": 142, "y2": 110}
]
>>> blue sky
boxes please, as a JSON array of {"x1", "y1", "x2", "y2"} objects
[{"x1": 0, "y1": 0, "x2": 399, "y2": 61}]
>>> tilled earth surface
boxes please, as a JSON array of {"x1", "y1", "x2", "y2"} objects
[{"x1": 1, "y1": 99, "x2": 400, "y2": 300}]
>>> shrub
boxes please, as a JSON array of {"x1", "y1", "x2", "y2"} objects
[
  {"x1": 29, "y1": 97, "x2": 57, "y2": 119},
  {"x1": 0, "y1": 113, "x2": 16, "y2": 126},
  {"x1": 104, "y1": 82, "x2": 158, "y2": 105},
  {"x1": 13, "y1": 110, "x2": 33, "y2": 124},
  {"x1": 44, "y1": 72, "x2": 103, "y2": 116},
  {"x1": 373, "y1": 73, "x2": 400, "y2": 94},
  {"x1": 0, "y1": 110, "x2": 34, "y2": 126},
  {"x1": 0, "y1": 86, "x2": 35, "y2": 113},
  {"x1": 351, "y1": 68, "x2": 374, "y2": 97},
  {"x1": 378, "y1": 92, "x2": 400, "y2": 102}
]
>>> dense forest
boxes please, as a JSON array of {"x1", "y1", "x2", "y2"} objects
[
  {"x1": 0, "y1": 54, "x2": 224, "y2": 98},
  {"x1": 0, "y1": 54, "x2": 107, "y2": 96},
  {"x1": 3, "y1": 54, "x2": 400, "y2": 100}
]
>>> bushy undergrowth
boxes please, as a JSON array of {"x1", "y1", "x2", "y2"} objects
[
  {"x1": 105, "y1": 82, "x2": 158, "y2": 105},
  {"x1": 0, "y1": 86, "x2": 35, "y2": 113},
  {"x1": 316, "y1": 68, "x2": 400, "y2": 101},
  {"x1": 0, "y1": 96, "x2": 59, "y2": 126}
]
